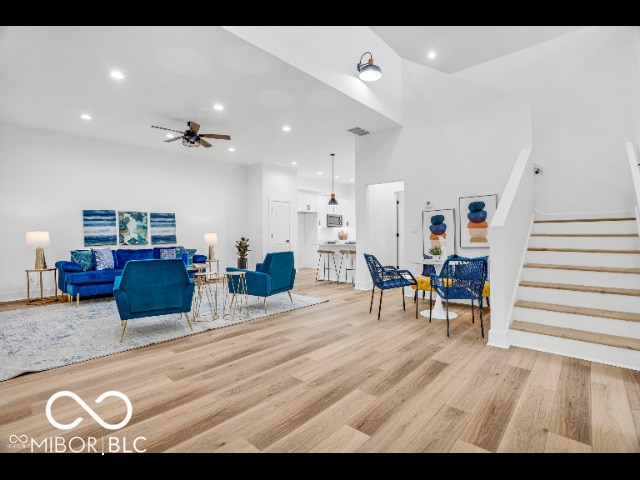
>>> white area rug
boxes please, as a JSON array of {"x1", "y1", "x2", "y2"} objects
[{"x1": 0, "y1": 293, "x2": 327, "y2": 382}]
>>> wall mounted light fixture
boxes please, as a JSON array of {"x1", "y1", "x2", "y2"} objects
[{"x1": 357, "y1": 52, "x2": 382, "y2": 82}]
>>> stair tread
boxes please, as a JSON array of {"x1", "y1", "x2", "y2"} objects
[
  {"x1": 528, "y1": 247, "x2": 640, "y2": 254},
  {"x1": 510, "y1": 320, "x2": 640, "y2": 352},
  {"x1": 519, "y1": 281, "x2": 640, "y2": 297},
  {"x1": 534, "y1": 217, "x2": 635, "y2": 223},
  {"x1": 523, "y1": 263, "x2": 640, "y2": 274},
  {"x1": 514, "y1": 300, "x2": 640, "y2": 323}
]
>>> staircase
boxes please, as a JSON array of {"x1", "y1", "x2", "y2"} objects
[{"x1": 509, "y1": 215, "x2": 640, "y2": 371}]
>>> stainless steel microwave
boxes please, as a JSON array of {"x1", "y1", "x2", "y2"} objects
[{"x1": 327, "y1": 214, "x2": 343, "y2": 227}]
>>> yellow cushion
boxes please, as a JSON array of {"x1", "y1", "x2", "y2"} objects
[
  {"x1": 411, "y1": 275, "x2": 433, "y2": 291},
  {"x1": 483, "y1": 281, "x2": 490, "y2": 298}
]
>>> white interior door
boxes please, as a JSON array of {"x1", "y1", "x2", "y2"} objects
[{"x1": 269, "y1": 199, "x2": 291, "y2": 252}]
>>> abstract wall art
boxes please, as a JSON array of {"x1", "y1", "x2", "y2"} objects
[
  {"x1": 118, "y1": 211, "x2": 148, "y2": 245},
  {"x1": 150, "y1": 212, "x2": 177, "y2": 244},
  {"x1": 422, "y1": 208, "x2": 456, "y2": 257},
  {"x1": 82, "y1": 209, "x2": 117, "y2": 246},
  {"x1": 459, "y1": 194, "x2": 498, "y2": 248}
]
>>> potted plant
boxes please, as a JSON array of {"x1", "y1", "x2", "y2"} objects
[
  {"x1": 235, "y1": 237, "x2": 250, "y2": 269},
  {"x1": 428, "y1": 245, "x2": 442, "y2": 260}
]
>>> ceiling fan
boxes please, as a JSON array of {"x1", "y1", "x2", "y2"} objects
[{"x1": 151, "y1": 121, "x2": 231, "y2": 148}]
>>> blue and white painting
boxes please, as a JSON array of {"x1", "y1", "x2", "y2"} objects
[
  {"x1": 118, "y1": 211, "x2": 148, "y2": 245},
  {"x1": 150, "y1": 212, "x2": 177, "y2": 244},
  {"x1": 83, "y1": 209, "x2": 117, "y2": 246}
]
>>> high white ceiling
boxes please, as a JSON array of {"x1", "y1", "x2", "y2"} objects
[{"x1": 0, "y1": 26, "x2": 585, "y2": 184}]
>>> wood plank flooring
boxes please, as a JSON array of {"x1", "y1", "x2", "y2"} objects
[{"x1": 1, "y1": 268, "x2": 639, "y2": 453}]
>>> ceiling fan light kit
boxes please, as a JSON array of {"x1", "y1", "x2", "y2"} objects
[
  {"x1": 357, "y1": 52, "x2": 382, "y2": 82},
  {"x1": 151, "y1": 121, "x2": 230, "y2": 149}
]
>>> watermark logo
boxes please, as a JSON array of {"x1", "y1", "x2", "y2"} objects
[
  {"x1": 46, "y1": 390, "x2": 132, "y2": 430},
  {"x1": 5, "y1": 390, "x2": 145, "y2": 453}
]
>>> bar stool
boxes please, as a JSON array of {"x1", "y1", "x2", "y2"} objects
[
  {"x1": 316, "y1": 249, "x2": 339, "y2": 282},
  {"x1": 338, "y1": 249, "x2": 357, "y2": 284}
]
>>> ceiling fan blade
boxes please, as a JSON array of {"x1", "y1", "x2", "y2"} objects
[
  {"x1": 152, "y1": 125, "x2": 184, "y2": 134},
  {"x1": 199, "y1": 133, "x2": 231, "y2": 140},
  {"x1": 187, "y1": 121, "x2": 200, "y2": 134},
  {"x1": 164, "y1": 136, "x2": 182, "y2": 143},
  {"x1": 199, "y1": 138, "x2": 212, "y2": 148}
]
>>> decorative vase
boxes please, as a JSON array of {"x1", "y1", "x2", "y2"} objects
[{"x1": 238, "y1": 258, "x2": 248, "y2": 269}]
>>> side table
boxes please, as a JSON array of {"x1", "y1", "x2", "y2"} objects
[
  {"x1": 26, "y1": 268, "x2": 59, "y2": 304},
  {"x1": 206, "y1": 258, "x2": 220, "y2": 278},
  {"x1": 222, "y1": 271, "x2": 249, "y2": 321},
  {"x1": 191, "y1": 271, "x2": 220, "y2": 321}
]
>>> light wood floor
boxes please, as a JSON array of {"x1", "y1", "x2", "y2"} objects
[{"x1": 1, "y1": 268, "x2": 639, "y2": 453}]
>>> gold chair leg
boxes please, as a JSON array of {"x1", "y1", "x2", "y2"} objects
[
  {"x1": 263, "y1": 297, "x2": 267, "y2": 313},
  {"x1": 287, "y1": 291, "x2": 293, "y2": 303},
  {"x1": 184, "y1": 312, "x2": 193, "y2": 330},
  {"x1": 119, "y1": 320, "x2": 127, "y2": 343},
  {"x1": 76, "y1": 293, "x2": 80, "y2": 306}
]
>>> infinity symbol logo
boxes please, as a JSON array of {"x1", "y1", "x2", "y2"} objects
[
  {"x1": 46, "y1": 391, "x2": 133, "y2": 430},
  {"x1": 9, "y1": 434, "x2": 28, "y2": 444}
]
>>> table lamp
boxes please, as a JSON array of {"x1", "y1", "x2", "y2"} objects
[
  {"x1": 26, "y1": 230, "x2": 51, "y2": 269},
  {"x1": 204, "y1": 232, "x2": 218, "y2": 261}
]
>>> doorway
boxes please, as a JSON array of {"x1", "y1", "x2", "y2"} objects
[{"x1": 268, "y1": 199, "x2": 291, "y2": 252}]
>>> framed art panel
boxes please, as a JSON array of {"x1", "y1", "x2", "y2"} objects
[
  {"x1": 83, "y1": 209, "x2": 117, "y2": 246},
  {"x1": 118, "y1": 211, "x2": 149, "y2": 245},
  {"x1": 422, "y1": 208, "x2": 456, "y2": 257},
  {"x1": 150, "y1": 212, "x2": 176, "y2": 244},
  {"x1": 459, "y1": 194, "x2": 498, "y2": 248}
]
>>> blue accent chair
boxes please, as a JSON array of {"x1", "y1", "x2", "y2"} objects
[
  {"x1": 225, "y1": 251, "x2": 296, "y2": 312},
  {"x1": 363, "y1": 253, "x2": 417, "y2": 320},
  {"x1": 113, "y1": 259, "x2": 195, "y2": 342},
  {"x1": 429, "y1": 255, "x2": 488, "y2": 338}
]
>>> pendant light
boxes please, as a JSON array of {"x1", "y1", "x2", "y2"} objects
[{"x1": 328, "y1": 153, "x2": 338, "y2": 206}]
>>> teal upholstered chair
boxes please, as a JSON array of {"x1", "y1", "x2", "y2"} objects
[
  {"x1": 113, "y1": 259, "x2": 195, "y2": 342},
  {"x1": 226, "y1": 251, "x2": 296, "y2": 312}
]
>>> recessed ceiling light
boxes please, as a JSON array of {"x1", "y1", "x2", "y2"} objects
[
  {"x1": 110, "y1": 71, "x2": 124, "y2": 80},
  {"x1": 350, "y1": 178, "x2": 354, "y2": 182},
  {"x1": 213, "y1": 104, "x2": 224, "y2": 111},
  {"x1": 81, "y1": 114, "x2": 92, "y2": 120},
  {"x1": 318, "y1": 171, "x2": 323, "y2": 175},
  {"x1": 282, "y1": 126, "x2": 291, "y2": 132},
  {"x1": 228, "y1": 147, "x2": 235, "y2": 152},
  {"x1": 291, "y1": 161, "x2": 297, "y2": 165},
  {"x1": 427, "y1": 51, "x2": 437, "y2": 60}
]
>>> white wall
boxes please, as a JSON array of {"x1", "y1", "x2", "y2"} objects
[
  {"x1": 457, "y1": 26, "x2": 640, "y2": 216},
  {"x1": 355, "y1": 60, "x2": 532, "y2": 290},
  {"x1": 0, "y1": 122, "x2": 250, "y2": 301}
]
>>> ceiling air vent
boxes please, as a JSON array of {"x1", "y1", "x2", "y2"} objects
[{"x1": 347, "y1": 127, "x2": 370, "y2": 136}]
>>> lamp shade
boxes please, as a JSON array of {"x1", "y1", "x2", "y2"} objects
[
  {"x1": 26, "y1": 230, "x2": 51, "y2": 247},
  {"x1": 204, "y1": 232, "x2": 218, "y2": 245},
  {"x1": 357, "y1": 52, "x2": 382, "y2": 82}
]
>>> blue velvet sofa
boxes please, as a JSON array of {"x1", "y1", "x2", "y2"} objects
[
  {"x1": 55, "y1": 246, "x2": 206, "y2": 304},
  {"x1": 226, "y1": 251, "x2": 296, "y2": 312}
]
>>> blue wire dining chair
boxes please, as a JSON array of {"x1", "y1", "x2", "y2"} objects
[
  {"x1": 364, "y1": 253, "x2": 418, "y2": 320},
  {"x1": 429, "y1": 255, "x2": 489, "y2": 337}
]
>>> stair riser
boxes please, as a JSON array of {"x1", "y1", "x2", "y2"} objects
[
  {"x1": 517, "y1": 286, "x2": 640, "y2": 313},
  {"x1": 513, "y1": 307, "x2": 640, "y2": 338},
  {"x1": 533, "y1": 221, "x2": 637, "y2": 235},
  {"x1": 508, "y1": 330, "x2": 640, "y2": 371},
  {"x1": 526, "y1": 250, "x2": 640, "y2": 268},
  {"x1": 521, "y1": 267, "x2": 640, "y2": 289},
  {"x1": 528, "y1": 236, "x2": 639, "y2": 250}
]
